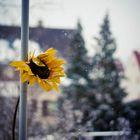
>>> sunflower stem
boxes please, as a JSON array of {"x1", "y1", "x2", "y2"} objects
[{"x1": 12, "y1": 96, "x2": 20, "y2": 140}]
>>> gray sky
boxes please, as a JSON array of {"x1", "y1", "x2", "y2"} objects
[{"x1": 0, "y1": 0, "x2": 140, "y2": 62}]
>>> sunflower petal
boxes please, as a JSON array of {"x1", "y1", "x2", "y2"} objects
[
  {"x1": 21, "y1": 71, "x2": 29, "y2": 83},
  {"x1": 37, "y1": 48, "x2": 56, "y2": 59},
  {"x1": 10, "y1": 61, "x2": 26, "y2": 67},
  {"x1": 37, "y1": 53, "x2": 47, "y2": 59},
  {"x1": 51, "y1": 67, "x2": 64, "y2": 72},
  {"x1": 50, "y1": 71, "x2": 65, "y2": 77},
  {"x1": 29, "y1": 76, "x2": 37, "y2": 86},
  {"x1": 46, "y1": 48, "x2": 57, "y2": 54},
  {"x1": 38, "y1": 80, "x2": 52, "y2": 91},
  {"x1": 48, "y1": 77, "x2": 60, "y2": 84},
  {"x1": 53, "y1": 77, "x2": 60, "y2": 84},
  {"x1": 54, "y1": 74, "x2": 65, "y2": 77},
  {"x1": 52, "y1": 82, "x2": 59, "y2": 92},
  {"x1": 42, "y1": 56, "x2": 56, "y2": 64},
  {"x1": 48, "y1": 59, "x2": 65, "y2": 68}
]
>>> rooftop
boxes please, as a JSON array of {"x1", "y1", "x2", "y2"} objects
[
  {"x1": 0, "y1": 25, "x2": 76, "y2": 58},
  {"x1": 134, "y1": 50, "x2": 140, "y2": 70}
]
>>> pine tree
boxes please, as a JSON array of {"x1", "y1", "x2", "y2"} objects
[
  {"x1": 68, "y1": 21, "x2": 89, "y2": 79},
  {"x1": 58, "y1": 21, "x2": 93, "y2": 134},
  {"x1": 90, "y1": 14, "x2": 127, "y2": 131},
  {"x1": 64, "y1": 20, "x2": 92, "y2": 107}
]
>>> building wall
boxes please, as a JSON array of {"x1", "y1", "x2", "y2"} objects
[
  {"x1": 0, "y1": 82, "x2": 60, "y2": 129},
  {"x1": 123, "y1": 51, "x2": 140, "y2": 102}
]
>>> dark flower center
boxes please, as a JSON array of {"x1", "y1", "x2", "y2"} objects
[{"x1": 28, "y1": 59, "x2": 50, "y2": 79}]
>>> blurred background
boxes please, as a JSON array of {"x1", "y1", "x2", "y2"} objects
[{"x1": 0, "y1": 0, "x2": 140, "y2": 139}]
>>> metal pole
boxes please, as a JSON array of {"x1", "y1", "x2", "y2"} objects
[{"x1": 19, "y1": 0, "x2": 29, "y2": 140}]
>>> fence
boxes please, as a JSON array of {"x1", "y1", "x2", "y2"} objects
[{"x1": 29, "y1": 131, "x2": 131, "y2": 140}]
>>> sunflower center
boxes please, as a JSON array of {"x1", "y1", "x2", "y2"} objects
[{"x1": 28, "y1": 59, "x2": 50, "y2": 79}]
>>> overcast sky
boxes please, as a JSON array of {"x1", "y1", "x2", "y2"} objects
[{"x1": 0, "y1": 0, "x2": 140, "y2": 62}]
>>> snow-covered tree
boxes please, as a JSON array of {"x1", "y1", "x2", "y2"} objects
[
  {"x1": 62, "y1": 20, "x2": 92, "y2": 108},
  {"x1": 58, "y1": 20, "x2": 93, "y2": 134},
  {"x1": 90, "y1": 14, "x2": 127, "y2": 132}
]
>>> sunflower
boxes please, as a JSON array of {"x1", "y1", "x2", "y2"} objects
[{"x1": 10, "y1": 48, "x2": 65, "y2": 92}]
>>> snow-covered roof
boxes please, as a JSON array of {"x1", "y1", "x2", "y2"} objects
[
  {"x1": 134, "y1": 50, "x2": 140, "y2": 70},
  {"x1": 0, "y1": 25, "x2": 76, "y2": 58}
]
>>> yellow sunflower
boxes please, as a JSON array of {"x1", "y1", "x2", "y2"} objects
[{"x1": 10, "y1": 48, "x2": 65, "y2": 92}]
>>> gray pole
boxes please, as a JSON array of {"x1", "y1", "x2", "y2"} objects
[{"x1": 19, "y1": 0, "x2": 29, "y2": 140}]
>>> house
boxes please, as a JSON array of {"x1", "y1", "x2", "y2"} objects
[
  {"x1": 0, "y1": 25, "x2": 76, "y2": 129},
  {"x1": 123, "y1": 50, "x2": 140, "y2": 102}
]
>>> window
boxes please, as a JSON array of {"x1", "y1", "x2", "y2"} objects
[
  {"x1": 42, "y1": 100, "x2": 48, "y2": 116},
  {"x1": 31, "y1": 99, "x2": 37, "y2": 113}
]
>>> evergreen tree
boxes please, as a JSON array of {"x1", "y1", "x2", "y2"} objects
[
  {"x1": 90, "y1": 14, "x2": 127, "y2": 131},
  {"x1": 58, "y1": 21, "x2": 93, "y2": 134},
  {"x1": 64, "y1": 20, "x2": 91, "y2": 107}
]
